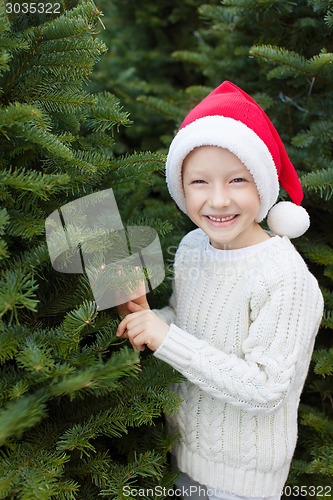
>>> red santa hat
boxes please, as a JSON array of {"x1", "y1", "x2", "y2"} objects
[{"x1": 165, "y1": 81, "x2": 310, "y2": 238}]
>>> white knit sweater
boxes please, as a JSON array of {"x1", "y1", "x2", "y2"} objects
[{"x1": 153, "y1": 228, "x2": 324, "y2": 497}]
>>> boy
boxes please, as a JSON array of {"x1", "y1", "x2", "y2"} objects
[{"x1": 116, "y1": 82, "x2": 324, "y2": 499}]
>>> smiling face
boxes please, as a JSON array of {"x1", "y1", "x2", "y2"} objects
[{"x1": 182, "y1": 146, "x2": 270, "y2": 250}]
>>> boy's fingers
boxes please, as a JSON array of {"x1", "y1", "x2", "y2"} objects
[
  {"x1": 116, "y1": 316, "x2": 129, "y2": 336},
  {"x1": 130, "y1": 331, "x2": 148, "y2": 350},
  {"x1": 116, "y1": 310, "x2": 142, "y2": 336}
]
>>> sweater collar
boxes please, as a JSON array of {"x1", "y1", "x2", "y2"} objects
[{"x1": 205, "y1": 231, "x2": 280, "y2": 262}]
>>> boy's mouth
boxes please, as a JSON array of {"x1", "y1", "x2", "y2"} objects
[
  {"x1": 203, "y1": 214, "x2": 240, "y2": 228},
  {"x1": 204, "y1": 214, "x2": 238, "y2": 222}
]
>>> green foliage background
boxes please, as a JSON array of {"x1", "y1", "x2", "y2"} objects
[{"x1": 0, "y1": 0, "x2": 332, "y2": 497}]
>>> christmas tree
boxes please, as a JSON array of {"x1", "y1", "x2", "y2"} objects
[
  {"x1": 90, "y1": 0, "x2": 221, "y2": 153},
  {"x1": 0, "y1": 1, "x2": 184, "y2": 497}
]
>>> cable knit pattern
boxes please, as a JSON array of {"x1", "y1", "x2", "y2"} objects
[{"x1": 153, "y1": 228, "x2": 323, "y2": 497}]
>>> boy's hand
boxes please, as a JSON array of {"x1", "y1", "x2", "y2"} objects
[{"x1": 116, "y1": 301, "x2": 169, "y2": 352}]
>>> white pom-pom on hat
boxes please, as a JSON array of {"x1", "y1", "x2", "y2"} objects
[{"x1": 267, "y1": 201, "x2": 310, "y2": 239}]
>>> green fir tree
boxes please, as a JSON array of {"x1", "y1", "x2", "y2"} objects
[
  {"x1": 0, "y1": 1, "x2": 185, "y2": 498},
  {"x1": 90, "y1": 0, "x2": 221, "y2": 153}
]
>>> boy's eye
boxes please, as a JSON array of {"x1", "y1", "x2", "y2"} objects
[
  {"x1": 192, "y1": 180, "x2": 206, "y2": 184},
  {"x1": 232, "y1": 178, "x2": 245, "y2": 183}
]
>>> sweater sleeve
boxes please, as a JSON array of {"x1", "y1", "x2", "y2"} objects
[{"x1": 153, "y1": 264, "x2": 324, "y2": 413}]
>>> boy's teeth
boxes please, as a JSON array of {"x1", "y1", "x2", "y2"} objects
[{"x1": 207, "y1": 215, "x2": 235, "y2": 222}]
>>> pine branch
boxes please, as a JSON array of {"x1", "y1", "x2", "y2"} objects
[
  {"x1": 0, "y1": 324, "x2": 28, "y2": 364},
  {"x1": 250, "y1": 44, "x2": 308, "y2": 73},
  {"x1": 74, "y1": 451, "x2": 113, "y2": 489},
  {"x1": 307, "y1": 50, "x2": 333, "y2": 79},
  {"x1": 0, "y1": 101, "x2": 46, "y2": 129},
  {"x1": 321, "y1": 286, "x2": 333, "y2": 309},
  {"x1": 0, "y1": 363, "x2": 29, "y2": 406},
  {"x1": 250, "y1": 45, "x2": 333, "y2": 81},
  {"x1": 41, "y1": 10, "x2": 98, "y2": 42},
  {"x1": 126, "y1": 216, "x2": 174, "y2": 237},
  {"x1": 320, "y1": 310, "x2": 333, "y2": 330},
  {"x1": 308, "y1": 445, "x2": 333, "y2": 475},
  {"x1": 56, "y1": 407, "x2": 129, "y2": 456},
  {"x1": 300, "y1": 168, "x2": 333, "y2": 200},
  {"x1": 67, "y1": 148, "x2": 111, "y2": 176},
  {"x1": 4, "y1": 241, "x2": 49, "y2": 273},
  {"x1": 0, "y1": 167, "x2": 70, "y2": 200},
  {"x1": 199, "y1": 4, "x2": 235, "y2": 24},
  {"x1": 137, "y1": 94, "x2": 186, "y2": 122},
  {"x1": 36, "y1": 274, "x2": 93, "y2": 319},
  {"x1": 0, "y1": 1, "x2": 10, "y2": 34},
  {"x1": 296, "y1": 239, "x2": 333, "y2": 266},
  {"x1": 16, "y1": 337, "x2": 55, "y2": 377},
  {"x1": 50, "y1": 347, "x2": 140, "y2": 400},
  {"x1": 0, "y1": 238, "x2": 9, "y2": 262},
  {"x1": 84, "y1": 91, "x2": 132, "y2": 132},
  {"x1": 62, "y1": 300, "x2": 98, "y2": 336},
  {"x1": 299, "y1": 403, "x2": 333, "y2": 437},
  {"x1": 14, "y1": 121, "x2": 74, "y2": 159},
  {"x1": 222, "y1": 0, "x2": 261, "y2": 7},
  {"x1": 63, "y1": 0, "x2": 103, "y2": 26},
  {"x1": 293, "y1": 120, "x2": 333, "y2": 148},
  {"x1": 185, "y1": 85, "x2": 216, "y2": 101},
  {"x1": 77, "y1": 131, "x2": 115, "y2": 154},
  {"x1": 0, "y1": 269, "x2": 39, "y2": 324},
  {"x1": 50, "y1": 111, "x2": 81, "y2": 134},
  {"x1": 324, "y1": 7, "x2": 333, "y2": 28},
  {"x1": 35, "y1": 36, "x2": 105, "y2": 61},
  {"x1": 312, "y1": 347, "x2": 333, "y2": 377},
  {"x1": 111, "y1": 151, "x2": 166, "y2": 179},
  {"x1": 6, "y1": 208, "x2": 47, "y2": 239},
  {"x1": 29, "y1": 83, "x2": 97, "y2": 114},
  {"x1": 113, "y1": 356, "x2": 184, "y2": 423},
  {"x1": 0, "y1": 48, "x2": 11, "y2": 78},
  {"x1": 0, "y1": 444, "x2": 79, "y2": 499},
  {"x1": 99, "y1": 451, "x2": 164, "y2": 497},
  {"x1": 0, "y1": 32, "x2": 29, "y2": 53},
  {"x1": 90, "y1": 321, "x2": 125, "y2": 355},
  {"x1": 308, "y1": 378, "x2": 333, "y2": 408},
  {"x1": 172, "y1": 49, "x2": 209, "y2": 66},
  {"x1": 0, "y1": 390, "x2": 48, "y2": 445},
  {"x1": 4, "y1": 3, "x2": 108, "y2": 98},
  {"x1": 0, "y1": 208, "x2": 9, "y2": 262}
]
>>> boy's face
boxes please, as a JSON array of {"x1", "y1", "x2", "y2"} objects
[{"x1": 182, "y1": 146, "x2": 265, "y2": 250}]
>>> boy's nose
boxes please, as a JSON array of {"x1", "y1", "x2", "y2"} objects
[{"x1": 208, "y1": 185, "x2": 231, "y2": 208}]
